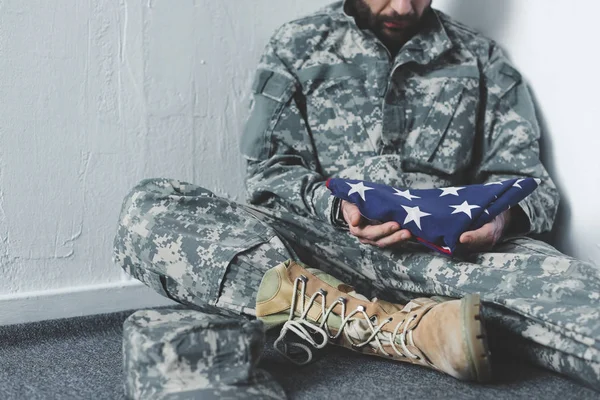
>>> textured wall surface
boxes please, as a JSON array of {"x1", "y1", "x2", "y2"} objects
[
  {"x1": 0, "y1": 0, "x2": 327, "y2": 301},
  {"x1": 0, "y1": 0, "x2": 597, "y2": 311}
]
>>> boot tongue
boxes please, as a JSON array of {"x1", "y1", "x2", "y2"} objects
[
  {"x1": 343, "y1": 316, "x2": 410, "y2": 349},
  {"x1": 294, "y1": 266, "x2": 418, "y2": 352},
  {"x1": 344, "y1": 318, "x2": 373, "y2": 343},
  {"x1": 343, "y1": 301, "x2": 420, "y2": 350}
]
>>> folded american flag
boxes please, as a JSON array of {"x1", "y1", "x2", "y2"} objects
[{"x1": 326, "y1": 177, "x2": 540, "y2": 256}]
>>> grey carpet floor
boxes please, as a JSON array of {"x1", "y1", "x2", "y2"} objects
[{"x1": 0, "y1": 309, "x2": 598, "y2": 400}]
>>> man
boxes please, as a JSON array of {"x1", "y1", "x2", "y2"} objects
[{"x1": 114, "y1": 0, "x2": 600, "y2": 389}]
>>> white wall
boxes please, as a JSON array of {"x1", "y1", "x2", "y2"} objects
[
  {"x1": 0, "y1": 0, "x2": 598, "y2": 324},
  {"x1": 0, "y1": 0, "x2": 328, "y2": 325}
]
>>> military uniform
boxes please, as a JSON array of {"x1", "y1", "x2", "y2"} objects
[
  {"x1": 114, "y1": 1, "x2": 600, "y2": 391},
  {"x1": 122, "y1": 309, "x2": 285, "y2": 399}
]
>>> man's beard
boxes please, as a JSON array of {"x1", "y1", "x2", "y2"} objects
[{"x1": 348, "y1": 0, "x2": 426, "y2": 48}]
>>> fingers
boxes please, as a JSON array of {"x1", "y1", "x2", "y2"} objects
[
  {"x1": 374, "y1": 229, "x2": 412, "y2": 248},
  {"x1": 343, "y1": 199, "x2": 505, "y2": 252},
  {"x1": 350, "y1": 221, "x2": 401, "y2": 241},
  {"x1": 358, "y1": 229, "x2": 412, "y2": 248},
  {"x1": 460, "y1": 222, "x2": 497, "y2": 251},
  {"x1": 341, "y1": 201, "x2": 412, "y2": 248},
  {"x1": 341, "y1": 200, "x2": 362, "y2": 227}
]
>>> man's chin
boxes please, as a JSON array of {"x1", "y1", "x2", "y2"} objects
[{"x1": 378, "y1": 29, "x2": 409, "y2": 42}]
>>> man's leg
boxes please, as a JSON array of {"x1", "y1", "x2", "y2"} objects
[
  {"x1": 114, "y1": 181, "x2": 495, "y2": 382},
  {"x1": 113, "y1": 178, "x2": 378, "y2": 318},
  {"x1": 113, "y1": 179, "x2": 599, "y2": 387},
  {"x1": 368, "y1": 237, "x2": 600, "y2": 389},
  {"x1": 254, "y1": 205, "x2": 600, "y2": 389}
]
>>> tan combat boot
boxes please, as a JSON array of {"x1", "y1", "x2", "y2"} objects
[{"x1": 256, "y1": 260, "x2": 492, "y2": 382}]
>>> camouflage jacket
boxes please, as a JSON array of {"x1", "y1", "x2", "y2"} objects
[{"x1": 241, "y1": 0, "x2": 559, "y2": 234}]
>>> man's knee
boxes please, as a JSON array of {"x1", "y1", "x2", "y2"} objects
[
  {"x1": 118, "y1": 178, "x2": 217, "y2": 221},
  {"x1": 113, "y1": 179, "x2": 176, "y2": 269},
  {"x1": 114, "y1": 178, "x2": 227, "y2": 262},
  {"x1": 118, "y1": 179, "x2": 175, "y2": 218}
]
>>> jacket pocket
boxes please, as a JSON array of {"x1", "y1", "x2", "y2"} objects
[
  {"x1": 405, "y1": 76, "x2": 479, "y2": 175},
  {"x1": 302, "y1": 70, "x2": 378, "y2": 171}
]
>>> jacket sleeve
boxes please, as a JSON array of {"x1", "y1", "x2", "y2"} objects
[
  {"x1": 474, "y1": 46, "x2": 559, "y2": 234},
  {"x1": 240, "y1": 33, "x2": 338, "y2": 224}
]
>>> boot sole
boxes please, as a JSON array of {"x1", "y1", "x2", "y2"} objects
[{"x1": 461, "y1": 293, "x2": 492, "y2": 383}]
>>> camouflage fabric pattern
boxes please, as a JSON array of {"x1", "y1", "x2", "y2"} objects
[
  {"x1": 115, "y1": 179, "x2": 600, "y2": 390},
  {"x1": 113, "y1": 179, "x2": 282, "y2": 316},
  {"x1": 122, "y1": 308, "x2": 286, "y2": 399},
  {"x1": 241, "y1": 1, "x2": 558, "y2": 233}
]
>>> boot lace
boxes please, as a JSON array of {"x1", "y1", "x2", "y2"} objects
[{"x1": 274, "y1": 274, "x2": 420, "y2": 365}]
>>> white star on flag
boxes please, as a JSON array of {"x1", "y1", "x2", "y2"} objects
[
  {"x1": 401, "y1": 205, "x2": 431, "y2": 230},
  {"x1": 393, "y1": 188, "x2": 420, "y2": 201},
  {"x1": 484, "y1": 181, "x2": 504, "y2": 186},
  {"x1": 534, "y1": 178, "x2": 541, "y2": 185},
  {"x1": 347, "y1": 181, "x2": 373, "y2": 201},
  {"x1": 439, "y1": 187, "x2": 464, "y2": 197},
  {"x1": 450, "y1": 201, "x2": 480, "y2": 219},
  {"x1": 513, "y1": 179, "x2": 525, "y2": 189}
]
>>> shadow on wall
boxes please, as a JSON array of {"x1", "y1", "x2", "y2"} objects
[
  {"x1": 529, "y1": 90, "x2": 571, "y2": 254},
  {"x1": 444, "y1": 0, "x2": 570, "y2": 253},
  {"x1": 443, "y1": 0, "x2": 513, "y2": 40}
]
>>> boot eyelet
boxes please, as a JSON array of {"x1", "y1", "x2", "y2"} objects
[
  {"x1": 319, "y1": 288, "x2": 328, "y2": 296},
  {"x1": 357, "y1": 305, "x2": 365, "y2": 312},
  {"x1": 338, "y1": 297, "x2": 347, "y2": 304},
  {"x1": 299, "y1": 275, "x2": 308, "y2": 283}
]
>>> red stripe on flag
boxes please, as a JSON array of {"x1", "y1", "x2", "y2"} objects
[{"x1": 416, "y1": 237, "x2": 452, "y2": 255}]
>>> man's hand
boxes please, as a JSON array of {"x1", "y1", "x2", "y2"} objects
[
  {"x1": 459, "y1": 209, "x2": 512, "y2": 252},
  {"x1": 341, "y1": 200, "x2": 412, "y2": 248}
]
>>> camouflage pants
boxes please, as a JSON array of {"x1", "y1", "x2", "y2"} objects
[{"x1": 114, "y1": 178, "x2": 600, "y2": 390}]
